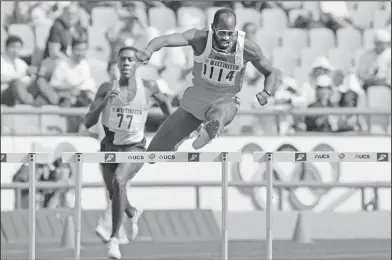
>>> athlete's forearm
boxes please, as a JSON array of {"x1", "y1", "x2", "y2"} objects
[
  {"x1": 263, "y1": 69, "x2": 281, "y2": 95},
  {"x1": 84, "y1": 101, "x2": 105, "y2": 129},
  {"x1": 146, "y1": 36, "x2": 170, "y2": 53}
]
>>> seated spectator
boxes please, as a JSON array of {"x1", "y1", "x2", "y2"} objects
[
  {"x1": 29, "y1": 56, "x2": 61, "y2": 106},
  {"x1": 49, "y1": 38, "x2": 96, "y2": 107},
  {"x1": 42, "y1": 158, "x2": 74, "y2": 209},
  {"x1": 43, "y1": 3, "x2": 87, "y2": 60},
  {"x1": 106, "y1": 3, "x2": 148, "y2": 61},
  {"x1": 305, "y1": 75, "x2": 337, "y2": 132},
  {"x1": 332, "y1": 69, "x2": 368, "y2": 132},
  {"x1": 1, "y1": 36, "x2": 35, "y2": 106},
  {"x1": 12, "y1": 163, "x2": 51, "y2": 209},
  {"x1": 318, "y1": 1, "x2": 354, "y2": 33},
  {"x1": 273, "y1": 77, "x2": 307, "y2": 134},
  {"x1": 356, "y1": 29, "x2": 391, "y2": 91},
  {"x1": 302, "y1": 56, "x2": 334, "y2": 106},
  {"x1": 292, "y1": 11, "x2": 325, "y2": 30}
]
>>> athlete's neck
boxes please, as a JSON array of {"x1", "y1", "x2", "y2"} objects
[{"x1": 119, "y1": 77, "x2": 136, "y2": 88}]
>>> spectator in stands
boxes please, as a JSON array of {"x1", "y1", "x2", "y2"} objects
[
  {"x1": 305, "y1": 75, "x2": 337, "y2": 132},
  {"x1": 42, "y1": 158, "x2": 74, "y2": 209},
  {"x1": 106, "y1": 3, "x2": 148, "y2": 61},
  {"x1": 356, "y1": 29, "x2": 391, "y2": 91},
  {"x1": 292, "y1": 11, "x2": 325, "y2": 30},
  {"x1": 43, "y1": 3, "x2": 87, "y2": 60},
  {"x1": 318, "y1": 2, "x2": 354, "y2": 33},
  {"x1": 273, "y1": 77, "x2": 307, "y2": 134},
  {"x1": 12, "y1": 163, "x2": 51, "y2": 209},
  {"x1": 30, "y1": 56, "x2": 61, "y2": 106},
  {"x1": 332, "y1": 69, "x2": 367, "y2": 132},
  {"x1": 302, "y1": 56, "x2": 334, "y2": 106},
  {"x1": 241, "y1": 1, "x2": 282, "y2": 12},
  {"x1": 1, "y1": 36, "x2": 36, "y2": 106},
  {"x1": 47, "y1": 38, "x2": 95, "y2": 107}
]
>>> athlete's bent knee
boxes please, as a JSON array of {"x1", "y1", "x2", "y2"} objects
[{"x1": 112, "y1": 174, "x2": 127, "y2": 195}]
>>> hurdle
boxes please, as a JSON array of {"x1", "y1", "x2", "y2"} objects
[
  {"x1": 254, "y1": 151, "x2": 391, "y2": 260},
  {"x1": 0, "y1": 153, "x2": 50, "y2": 260},
  {"x1": 62, "y1": 151, "x2": 242, "y2": 260}
]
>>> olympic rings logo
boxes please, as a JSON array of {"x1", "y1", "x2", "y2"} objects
[{"x1": 231, "y1": 142, "x2": 341, "y2": 210}]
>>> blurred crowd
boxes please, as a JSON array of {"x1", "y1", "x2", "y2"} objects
[{"x1": 1, "y1": 1, "x2": 391, "y2": 137}]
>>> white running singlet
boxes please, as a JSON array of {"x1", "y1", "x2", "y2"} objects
[{"x1": 101, "y1": 79, "x2": 148, "y2": 145}]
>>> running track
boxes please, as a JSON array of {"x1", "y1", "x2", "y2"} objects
[{"x1": 2, "y1": 240, "x2": 391, "y2": 260}]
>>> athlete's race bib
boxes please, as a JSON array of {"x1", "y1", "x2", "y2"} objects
[
  {"x1": 200, "y1": 59, "x2": 239, "y2": 86},
  {"x1": 108, "y1": 106, "x2": 145, "y2": 133}
]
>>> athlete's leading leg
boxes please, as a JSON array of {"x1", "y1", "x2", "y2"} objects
[
  {"x1": 100, "y1": 137, "x2": 137, "y2": 219},
  {"x1": 96, "y1": 165, "x2": 131, "y2": 244},
  {"x1": 108, "y1": 148, "x2": 145, "y2": 259},
  {"x1": 148, "y1": 107, "x2": 203, "y2": 152},
  {"x1": 193, "y1": 98, "x2": 238, "y2": 149}
]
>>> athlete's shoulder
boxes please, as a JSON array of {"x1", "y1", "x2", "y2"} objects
[
  {"x1": 184, "y1": 28, "x2": 208, "y2": 44},
  {"x1": 96, "y1": 81, "x2": 113, "y2": 97},
  {"x1": 243, "y1": 38, "x2": 264, "y2": 61}
]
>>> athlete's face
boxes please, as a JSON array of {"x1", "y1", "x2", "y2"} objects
[
  {"x1": 117, "y1": 49, "x2": 138, "y2": 78},
  {"x1": 212, "y1": 17, "x2": 237, "y2": 50}
]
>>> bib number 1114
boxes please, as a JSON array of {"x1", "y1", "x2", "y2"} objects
[{"x1": 202, "y1": 64, "x2": 235, "y2": 84}]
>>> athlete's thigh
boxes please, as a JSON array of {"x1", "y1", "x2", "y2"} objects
[
  {"x1": 114, "y1": 141, "x2": 147, "y2": 183},
  {"x1": 147, "y1": 107, "x2": 202, "y2": 152},
  {"x1": 205, "y1": 97, "x2": 239, "y2": 127}
]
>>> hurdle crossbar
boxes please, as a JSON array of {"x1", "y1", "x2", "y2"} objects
[
  {"x1": 0, "y1": 153, "x2": 50, "y2": 260},
  {"x1": 62, "y1": 151, "x2": 242, "y2": 260},
  {"x1": 253, "y1": 151, "x2": 391, "y2": 260}
]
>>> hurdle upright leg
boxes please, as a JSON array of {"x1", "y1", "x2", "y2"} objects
[
  {"x1": 221, "y1": 153, "x2": 229, "y2": 260},
  {"x1": 74, "y1": 153, "x2": 83, "y2": 260},
  {"x1": 266, "y1": 153, "x2": 273, "y2": 260},
  {"x1": 28, "y1": 153, "x2": 36, "y2": 260}
]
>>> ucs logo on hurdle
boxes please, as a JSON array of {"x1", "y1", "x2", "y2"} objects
[
  {"x1": 0, "y1": 153, "x2": 6, "y2": 162},
  {"x1": 377, "y1": 153, "x2": 389, "y2": 162},
  {"x1": 188, "y1": 153, "x2": 200, "y2": 162},
  {"x1": 105, "y1": 153, "x2": 116, "y2": 162}
]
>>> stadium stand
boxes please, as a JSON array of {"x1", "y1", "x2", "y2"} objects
[{"x1": 0, "y1": 1, "x2": 390, "y2": 135}]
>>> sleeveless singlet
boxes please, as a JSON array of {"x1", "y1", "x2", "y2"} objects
[
  {"x1": 180, "y1": 26, "x2": 246, "y2": 120},
  {"x1": 101, "y1": 79, "x2": 149, "y2": 145}
]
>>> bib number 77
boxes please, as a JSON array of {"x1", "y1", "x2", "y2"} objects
[{"x1": 117, "y1": 113, "x2": 133, "y2": 129}]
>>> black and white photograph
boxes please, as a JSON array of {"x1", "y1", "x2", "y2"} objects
[{"x1": 0, "y1": 1, "x2": 391, "y2": 259}]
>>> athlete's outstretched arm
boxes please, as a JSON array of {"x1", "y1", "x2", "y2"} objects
[
  {"x1": 84, "y1": 82, "x2": 113, "y2": 129},
  {"x1": 149, "y1": 29, "x2": 198, "y2": 50},
  {"x1": 136, "y1": 29, "x2": 200, "y2": 62},
  {"x1": 244, "y1": 39, "x2": 281, "y2": 96}
]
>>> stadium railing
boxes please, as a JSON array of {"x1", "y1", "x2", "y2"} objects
[
  {"x1": 3, "y1": 180, "x2": 390, "y2": 211},
  {"x1": 1, "y1": 106, "x2": 391, "y2": 135}
]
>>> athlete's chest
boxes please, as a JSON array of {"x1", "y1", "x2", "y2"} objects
[{"x1": 119, "y1": 87, "x2": 138, "y2": 103}]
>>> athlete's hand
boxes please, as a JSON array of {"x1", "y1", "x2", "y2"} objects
[
  {"x1": 135, "y1": 48, "x2": 153, "y2": 64},
  {"x1": 103, "y1": 90, "x2": 120, "y2": 105},
  {"x1": 256, "y1": 90, "x2": 270, "y2": 106}
]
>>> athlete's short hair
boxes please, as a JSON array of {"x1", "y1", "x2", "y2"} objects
[
  {"x1": 213, "y1": 8, "x2": 236, "y2": 26},
  {"x1": 118, "y1": 46, "x2": 139, "y2": 57}
]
